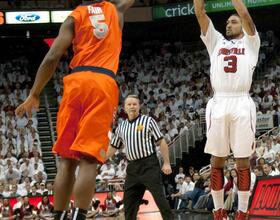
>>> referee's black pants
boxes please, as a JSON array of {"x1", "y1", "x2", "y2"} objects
[{"x1": 123, "y1": 154, "x2": 173, "y2": 220}]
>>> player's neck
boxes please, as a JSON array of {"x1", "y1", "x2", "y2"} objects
[{"x1": 227, "y1": 33, "x2": 244, "y2": 40}]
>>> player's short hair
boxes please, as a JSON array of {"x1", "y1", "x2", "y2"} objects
[
  {"x1": 229, "y1": 13, "x2": 242, "y2": 21},
  {"x1": 230, "y1": 13, "x2": 240, "y2": 17}
]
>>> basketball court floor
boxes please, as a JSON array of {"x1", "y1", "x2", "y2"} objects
[
  {"x1": 92, "y1": 190, "x2": 215, "y2": 219},
  {"x1": 95, "y1": 211, "x2": 214, "y2": 220}
]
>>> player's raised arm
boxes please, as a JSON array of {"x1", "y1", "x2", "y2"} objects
[
  {"x1": 231, "y1": 0, "x2": 256, "y2": 36},
  {"x1": 193, "y1": 0, "x2": 210, "y2": 35},
  {"x1": 30, "y1": 17, "x2": 74, "y2": 98},
  {"x1": 112, "y1": 0, "x2": 135, "y2": 29},
  {"x1": 15, "y1": 17, "x2": 74, "y2": 118},
  {"x1": 114, "y1": 0, "x2": 135, "y2": 12}
]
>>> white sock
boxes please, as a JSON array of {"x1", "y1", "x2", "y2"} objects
[
  {"x1": 211, "y1": 189, "x2": 224, "y2": 210},
  {"x1": 238, "y1": 191, "x2": 251, "y2": 212}
]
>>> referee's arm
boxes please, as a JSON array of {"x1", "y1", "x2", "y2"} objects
[
  {"x1": 157, "y1": 139, "x2": 170, "y2": 166},
  {"x1": 151, "y1": 118, "x2": 172, "y2": 175},
  {"x1": 106, "y1": 145, "x2": 118, "y2": 159},
  {"x1": 106, "y1": 126, "x2": 122, "y2": 159}
]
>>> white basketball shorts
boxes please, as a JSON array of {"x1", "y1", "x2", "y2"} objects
[{"x1": 205, "y1": 92, "x2": 256, "y2": 158}]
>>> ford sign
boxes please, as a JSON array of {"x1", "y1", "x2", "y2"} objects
[
  {"x1": 5, "y1": 11, "x2": 50, "y2": 24},
  {"x1": 16, "y1": 13, "x2": 40, "y2": 22}
]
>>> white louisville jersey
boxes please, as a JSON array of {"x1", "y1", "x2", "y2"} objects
[{"x1": 201, "y1": 21, "x2": 260, "y2": 93}]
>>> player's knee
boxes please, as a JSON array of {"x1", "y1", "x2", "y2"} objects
[
  {"x1": 236, "y1": 158, "x2": 250, "y2": 170},
  {"x1": 210, "y1": 155, "x2": 226, "y2": 168}
]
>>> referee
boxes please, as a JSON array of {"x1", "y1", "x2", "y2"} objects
[{"x1": 106, "y1": 94, "x2": 173, "y2": 220}]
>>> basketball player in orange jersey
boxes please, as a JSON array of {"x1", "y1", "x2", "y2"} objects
[
  {"x1": 194, "y1": 0, "x2": 260, "y2": 219},
  {"x1": 15, "y1": 1, "x2": 134, "y2": 219}
]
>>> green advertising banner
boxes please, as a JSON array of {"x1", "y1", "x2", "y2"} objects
[{"x1": 153, "y1": 0, "x2": 280, "y2": 19}]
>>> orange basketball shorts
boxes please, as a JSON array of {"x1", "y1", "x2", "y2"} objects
[{"x1": 52, "y1": 71, "x2": 119, "y2": 163}]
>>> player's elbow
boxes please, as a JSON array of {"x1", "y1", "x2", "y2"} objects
[
  {"x1": 45, "y1": 48, "x2": 64, "y2": 63},
  {"x1": 44, "y1": 53, "x2": 60, "y2": 64},
  {"x1": 194, "y1": 8, "x2": 202, "y2": 16},
  {"x1": 194, "y1": 9, "x2": 207, "y2": 19}
]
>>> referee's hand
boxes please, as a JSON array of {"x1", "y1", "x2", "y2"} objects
[{"x1": 161, "y1": 163, "x2": 172, "y2": 175}]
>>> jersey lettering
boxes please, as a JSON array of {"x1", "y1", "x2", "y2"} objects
[
  {"x1": 218, "y1": 48, "x2": 245, "y2": 56},
  {"x1": 88, "y1": 6, "x2": 103, "y2": 14}
]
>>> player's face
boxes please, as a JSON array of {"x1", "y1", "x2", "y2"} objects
[
  {"x1": 125, "y1": 97, "x2": 140, "y2": 119},
  {"x1": 226, "y1": 15, "x2": 243, "y2": 39}
]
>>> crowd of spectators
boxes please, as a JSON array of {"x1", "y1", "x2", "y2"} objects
[
  {"x1": 0, "y1": 56, "x2": 52, "y2": 219},
  {"x1": 53, "y1": 41, "x2": 211, "y2": 143}
]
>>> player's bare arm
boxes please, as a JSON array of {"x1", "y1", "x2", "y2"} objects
[
  {"x1": 15, "y1": 17, "x2": 74, "y2": 117},
  {"x1": 193, "y1": 0, "x2": 210, "y2": 35},
  {"x1": 112, "y1": 0, "x2": 135, "y2": 29},
  {"x1": 30, "y1": 17, "x2": 74, "y2": 98},
  {"x1": 231, "y1": 0, "x2": 256, "y2": 35},
  {"x1": 113, "y1": 0, "x2": 135, "y2": 13}
]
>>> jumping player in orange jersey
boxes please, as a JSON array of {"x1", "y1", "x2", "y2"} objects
[{"x1": 15, "y1": 0, "x2": 134, "y2": 219}]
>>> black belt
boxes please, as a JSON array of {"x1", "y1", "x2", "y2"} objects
[
  {"x1": 128, "y1": 153, "x2": 156, "y2": 163},
  {"x1": 71, "y1": 66, "x2": 116, "y2": 80}
]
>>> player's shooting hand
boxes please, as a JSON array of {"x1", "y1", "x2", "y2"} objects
[
  {"x1": 15, "y1": 94, "x2": 40, "y2": 118},
  {"x1": 162, "y1": 163, "x2": 172, "y2": 175}
]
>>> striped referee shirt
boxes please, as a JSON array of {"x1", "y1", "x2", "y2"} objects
[{"x1": 110, "y1": 114, "x2": 163, "y2": 161}]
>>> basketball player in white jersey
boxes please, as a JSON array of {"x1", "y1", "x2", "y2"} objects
[{"x1": 194, "y1": 0, "x2": 260, "y2": 219}]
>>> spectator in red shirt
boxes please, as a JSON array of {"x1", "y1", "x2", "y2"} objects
[
  {"x1": 0, "y1": 198, "x2": 14, "y2": 219},
  {"x1": 102, "y1": 192, "x2": 119, "y2": 217},
  {"x1": 19, "y1": 196, "x2": 35, "y2": 219},
  {"x1": 37, "y1": 196, "x2": 54, "y2": 219}
]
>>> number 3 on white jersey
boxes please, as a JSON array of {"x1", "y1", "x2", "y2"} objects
[{"x1": 89, "y1": 14, "x2": 109, "y2": 39}]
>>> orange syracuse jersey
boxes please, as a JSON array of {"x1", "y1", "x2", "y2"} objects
[{"x1": 69, "y1": 1, "x2": 122, "y2": 74}]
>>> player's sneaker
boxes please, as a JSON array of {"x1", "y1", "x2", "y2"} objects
[
  {"x1": 213, "y1": 208, "x2": 228, "y2": 220},
  {"x1": 234, "y1": 210, "x2": 249, "y2": 220}
]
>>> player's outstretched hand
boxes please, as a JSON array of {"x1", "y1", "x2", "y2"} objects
[
  {"x1": 162, "y1": 163, "x2": 172, "y2": 175},
  {"x1": 15, "y1": 94, "x2": 40, "y2": 118}
]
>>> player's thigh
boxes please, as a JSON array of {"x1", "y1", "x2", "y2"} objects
[
  {"x1": 230, "y1": 99, "x2": 256, "y2": 158},
  {"x1": 205, "y1": 99, "x2": 230, "y2": 157},
  {"x1": 53, "y1": 78, "x2": 84, "y2": 159},
  {"x1": 71, "y1": 74, "x2": 119, "y2": 163}
]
